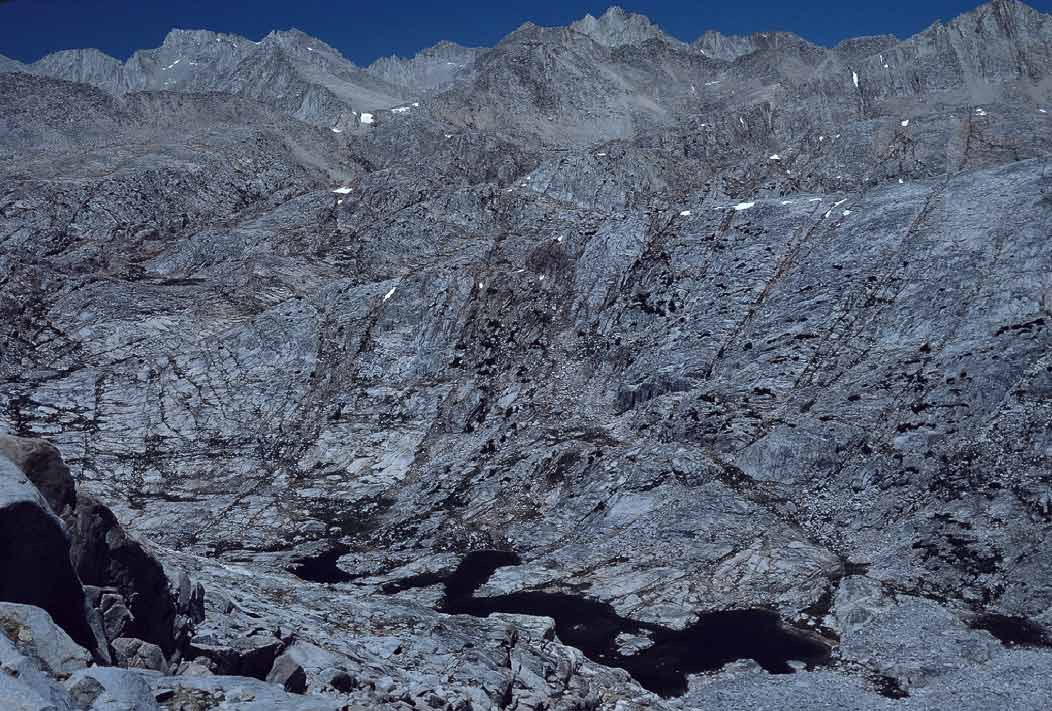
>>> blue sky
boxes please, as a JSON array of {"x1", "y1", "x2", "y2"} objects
[{"x1": 2, "y1": 0, "x2": 1050, "y2": 65}]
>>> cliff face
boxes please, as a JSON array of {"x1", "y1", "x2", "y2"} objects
[{"x1": 1, "y1": 2, "x2": 1052, "y2": 709}]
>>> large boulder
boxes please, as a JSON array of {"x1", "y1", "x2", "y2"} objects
[
  {"x1": 0, "y1": 602, "x2": 91, "y2": 676},
  {"x1": 0, "y1": 434, "x2": 205, "y2": 667},
  {"x1": 0, "y1": 435, "x2": 76, "y2": 515},
  {"x1": 65, "y1": 493, "x2": 182, "y2": 657},
  {"x1": 0, "y1": 457, "x2": 96, "y2": 653}
]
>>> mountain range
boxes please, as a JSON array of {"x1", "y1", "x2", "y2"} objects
[{"x1": 1, "y1": 2, "x2": 1051, "y2": 709}]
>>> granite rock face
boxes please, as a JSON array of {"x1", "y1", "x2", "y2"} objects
[{"x1": 2, "y1": 1, "x2": 1052, "y2": 709}]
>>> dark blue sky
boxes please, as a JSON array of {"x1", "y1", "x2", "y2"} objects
[{"x1": 2, "y1": 0, "x2": 1050, "y2": 66}]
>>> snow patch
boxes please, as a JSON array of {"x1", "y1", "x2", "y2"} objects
[
  {"x1": 769, "y1": 154, "x2": 781, "y2": 160},
  {"x1": 900, "y1": 119, "x2": 909, "y2": 127},
  {"x1": 1040, "y1": 109, "x2": 1048, "y2": 114},
  {"x1": 733, "y1": 201, "x2": 755, "y2": 211},
  {"x1": 808, "y1": 198, "x2": 822, "y2": 202},
  {"x1": 162, "y1": 59, "x2": 182, "y2": 71},
  {"x1": 780, "y1": 200, "x2": 793, "y2": 206},
  {"x1": 332, "y1": 187, "x2": 353, "y2": 194},
  {"x1": 331, "y1": 128, "x2": 342, "y2": 133},
  {"x1": 975, "y1": 108, "x2": 987, "y2": 117},
  {"x1": 843, "y1": 210, "x2": 852, "y2": 216},
  {"x1": 595, "y1": 152, "x2": 607, "y2": 157},
  {"x1": 679, "y1": 210, "x2": 692, "y2": 216},
  {"x1": 383, "y1": 287, "x2": 396, "y2": 301},
  {"x1": 360, "y1": 113, "x2": 374, "y2": 124},
  {"x1": 852, "y1": 71, "x2": 859, "y2": 88},
  {"x1": 391, "y1": 105, "x2": 411, "y2": 113}
]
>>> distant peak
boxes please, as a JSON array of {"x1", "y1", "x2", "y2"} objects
[{"x1": 570, "y1": 5, "x2": 680, "y2": 48}]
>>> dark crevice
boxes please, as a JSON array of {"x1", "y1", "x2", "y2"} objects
[
  {"x1": 384, "y1": 550, "x2": 834, "y2": 698},
  {"x1": 287, "y1": 546, "x2": 357, "y2": 584},
  {"x1": 969, "y1": 613, "x2": 1052, "y2": 647}
]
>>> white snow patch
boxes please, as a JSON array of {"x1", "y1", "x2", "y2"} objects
[
  {"x1": 852, "y1": 71, "x2": 859, "y2": 88},
  {"x1": 1040, "y1": 109, "x2": 1048, "y2": 113},
  {"x1": 898, "y1": 178, "x2": 904, "y2": 183},
  {"x1": 539, "y1": 275, "x2": 545, "y2": 281},
  {"x1": 808, "y1": 198, "x2": 822, "y2": 202},
  {"x1": 411, "y1": 102, "x2": 420, "y2": 107},
  {"x1": 900, "y1": 119, "x2": 909, "y2": 127},
  {"x1": 391, "y1": 105, "x2": 411, "y2": 113},
  {"x1": 705, "y1": 80, "x2": 720, "y2": 86},
  {"x1": 595, "y1": 152, "x2": 607, "y2": 157},
  {"x1": 975, "y1": 108, "x2": 987, "y2": 116},
  {"x1": 679, "y1": 210, "x2": 692, "y2": 216},
  {"x1": 833, "y1": 199, "x2": 847, "y2": 208},
  {"x1": 360, "y1": 113, "x2": 374, "y2": 124},
  {"x1": 331, "y1": 127, "x2": 342, "y2": 133},
  {"x1": 733, "y1": 201, "x2": 755, "y2": 211},
  {"x1": 332, "y1": 187, "x2": 353, "y2": 194},
  {"x1": 383, "y1": 287, "x2": 396, "y2": 301},
  {"x1": 780, "y1": 200, "x2": 793, "y2": 205},
  {"x1": 445, "y1": 134, "x2": 453, "y2": 138},
  {"x1": 162, "y1": 59, "x2": 182, "y2": 71},
  {"x1": 739, "y1": 117, "x2": 746, "y2": 127},
  {"x1": 307, "y1": 47, "x2": 314, "y2": 52},
  {"x1": 843, "y1": 210, "x2": 852, "y2": 216},
  {"x1": 819, "y1": 135, "x2": 825, "y2": 142},
  {"x1": 769, "y1": 154, "x2": 781, "y2": 160}
]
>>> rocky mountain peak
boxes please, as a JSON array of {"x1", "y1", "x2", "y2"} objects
[{"x1": 570, "y1": 5, "x2": 682, "y2": 47}]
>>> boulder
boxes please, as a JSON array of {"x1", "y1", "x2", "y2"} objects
[
  {"x1": 266, "y1": 651, "x2": 308, "y2": 693},
  {"x1": 112, "y1": 637, "x2": 169, "y2": 673},
  {"x1": 0, "y1": 435, "x2": 75, "y2": 515},
  {"x1": 65, "y1": 492, "x2": 182, "y2": 658},
  {"x1": 0, "y1": 457, "x2": 96, "y2": 653},
  {"x1": 63, "y1": 667, "x2": 161, "y2": 710},
  {"x1": 0, "y1": 602, "x2": 91, "y2": 675}
]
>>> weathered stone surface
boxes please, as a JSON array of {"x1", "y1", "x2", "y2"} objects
[
  {"x1": 0, "y1": 603, "x2": 91, "y2": 676},
  {"x1": 112, "y1": 637, "x2": 169, "y2": 673},
  {"x1": 266, "y1": 650, "x2": 308, "y2": 693},
  {"x1": 0, "y1": 435, "x2": 76, "y2": 515},
  {"x1": 64, "y1": 667, "x2": 161, "y2": 711},
  {"x1": 1, "y1": 2, "x2": 1052, "y2": 709}
]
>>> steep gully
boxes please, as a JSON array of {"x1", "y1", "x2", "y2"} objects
[{"x1": 381, "y1": 550, "x2": 833, "y2": 697}]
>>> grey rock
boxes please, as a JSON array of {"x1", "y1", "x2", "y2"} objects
[
  {"x1": 0, "y1": 434, "x2": 76, "y2": 514},
  {"x1": 0, "y1": 458, "x2": 96, "y2": 652},
  {"x1": 266, "y1": 651, "x2": 307, "y2": 693},
  {"x1": 64, "y1": 667, "x2": 161, "y2": 711},
  {"x1": 0, "y1": 603, "x2": 91, "y2": 676},
  {"x1": 112, "y1": 637, "x2": 170, "y2": 673}
]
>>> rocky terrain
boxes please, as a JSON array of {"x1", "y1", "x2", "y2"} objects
[{"x1": 1, "y1": 1, "x2": 1051, "y2": 708}]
